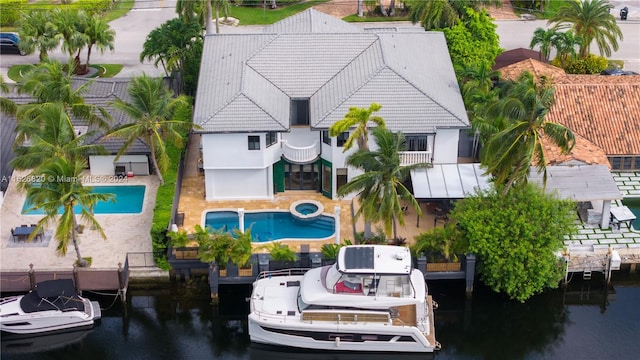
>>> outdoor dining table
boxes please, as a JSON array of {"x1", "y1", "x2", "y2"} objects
[
  {"x1": 610, "y1": 206, "x2": 636, "y2": 230},
  {"x1": 12, "y1": 226, "x2": 36, "y2": 242}
]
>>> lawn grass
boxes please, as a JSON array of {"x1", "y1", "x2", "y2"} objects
[
  {"x1": 8, "y1": 63, "x2": 122, "y2": 82},
  {"x1": 89, "y1": 64, "x2": 123, "y2": 78},
  {"x1": 228, "y1": 1, "x2": 327, "y2": 25},
  {"x1": 104, "y1": 0, "x2": 135, "y2": 23}
]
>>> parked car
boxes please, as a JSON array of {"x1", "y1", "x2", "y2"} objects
[
  {"x1": 601, "y1": 68, "x2": 639, "y2": 76},
  {"x1": 0, "y1": 32, "x2": 26, "y2": 56}
]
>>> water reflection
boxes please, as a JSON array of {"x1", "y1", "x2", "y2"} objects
[
  {"x1": 1, "y1": 329, "x2": 92, "y2": 355},
  {"x1": 1, "y1": 276, "x2": 638, "y2": 360},
  {"x1": 248, "y1": 344, "x2": 433, "y2": 360}
]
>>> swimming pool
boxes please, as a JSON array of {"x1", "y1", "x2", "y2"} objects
[
  {"x1": 622, "y1": 198, "x2": 640, "y2": 230},
  {"x1": 204, "y1": 210, "x2": 335, "y2": 242},
  {"x1": 22, "y1": 185, "x2": 146, "y2": 215}
]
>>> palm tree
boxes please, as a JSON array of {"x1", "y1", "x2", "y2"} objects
[
  {"x1": 17, "y1": 10, "x2": 60, "y2": 62},
  {"x1": 551, "y1": 30, "x2": 582, "y2": 67},
  {"x1": 548, "y1": 0, "x2": 623, "y2": 58},
  {"x1": 329, "y1": 103, "x2": 386, "y2": 152},
  {"x1": 406, "y1": 0, "x2": 498, "y2": 30},
  {"x1": 529, "y1": 27, "x2": 557, "y2": 62},
  {"x1": 1, "y1": 76, "x2": 16, "y2": 116},
  {"x1": 83, "y1": 14, "x2": 115, "y2": 70},
  {"x1": 338, "y1": 127, "x2": 429, "y2": 240},
  {"x1": 176, "y1": 0, "x2": 230, "y2": 34},
  {"x1": 109, "y1": 74, "x2": 192, "y2": 184},
  {"x1": 10, "y1": 102, "x2": 104, "y2": 172},
  {"x1": 20, "y1": 157, "x2": 113, "y2": 267},
  {"x1": 53, "y1": 8, "x2": 89, "y2": 73},
  {"x1": 481, "y1": 72, "x2": 575, "y2": 194},
  {"x1": 17, "y1": 60, "x2": 111, "y2": 130}
]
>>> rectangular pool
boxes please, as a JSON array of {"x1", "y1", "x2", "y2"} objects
[
  {"x1": 22, "y1": 185, "x2": 146, "y2": 215},
  {"x1": 205, "y1": 211, "x2": 335, "y2": 242},
  {"x1": 621, "y1": 198, "x2": 640, "y2": 230}
]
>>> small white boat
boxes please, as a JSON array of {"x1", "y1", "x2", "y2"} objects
[
  {"x1": 248, "y1": 245, "x2": 439, "y2": 353},
  {"x1": 0, "y1": 279, "x2": 101, "y2": 336}
]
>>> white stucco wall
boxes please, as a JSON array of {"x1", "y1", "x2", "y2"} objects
[
  {"x1": 89, "y1": 155, "x2": 149, "y2": 176},
  {"x1": 205, "y1": 168, "x2": 270, "y2": 200},
  {"x1": 432, "y1": 128, "x2": 460, "y2": 164}
]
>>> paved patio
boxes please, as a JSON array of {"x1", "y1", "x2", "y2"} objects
[{"x1": 0, "y1": 170, "x2": 159, "y2": 271}]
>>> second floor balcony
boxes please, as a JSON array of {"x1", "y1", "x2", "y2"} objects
[
  {"x1": 399, "y1": 151, "x2": 432, "y2": 166},
  {"x1": 282, "y1": 140, "x2": 320, "y2": 164}
]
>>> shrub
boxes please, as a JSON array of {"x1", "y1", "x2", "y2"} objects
[
  {"x1": 266, "y1": 243, "x2": 297, "y2": 262},
  {"x1": 0, "y1": 0, "x2": 27, "y2": 27},
  {"x1": 562, "y1": 54, "x2": 609, "y2": 74}
]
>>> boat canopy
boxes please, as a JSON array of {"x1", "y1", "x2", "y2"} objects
[
  {"x1": 337, "y1": 245, "x2": 412, "y2": 275},
  {"x1": 20, "y1": 279, "x2": 85, "y2": 313}
]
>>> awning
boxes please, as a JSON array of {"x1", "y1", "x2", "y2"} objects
[
  {"x1": 410, "y1": 164, "x2": 491, "y2": 199},
  {"x1": 529, "y1": 164, "x2": 621, "y2": 202}
]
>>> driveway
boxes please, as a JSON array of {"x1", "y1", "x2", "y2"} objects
[{"x1": 0, "y1": 0, "x2": 177, "y2": 81}]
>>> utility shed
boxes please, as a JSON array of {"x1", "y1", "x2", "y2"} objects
[{"x1": 529, "y1": 164, "x2": 622, "y2": 228}]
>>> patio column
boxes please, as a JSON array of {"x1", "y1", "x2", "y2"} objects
[
  {"x1": 334, "y1": 206, "x2": 341, "y2": 244},
  {"x1": 238, "y1": 208, "x2": 245, "y2": 233},
  {"x1": 601, "y1": 200, "x2": 611, "y2": 229}
]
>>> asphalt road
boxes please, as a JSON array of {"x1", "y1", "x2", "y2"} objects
[{"x1": 0, "y1": 2, "x2": 638, "y2": 79}]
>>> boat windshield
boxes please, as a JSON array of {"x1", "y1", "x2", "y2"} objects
[{"x1": 297, "y1": 288, "x2": 309, "y2": 312}]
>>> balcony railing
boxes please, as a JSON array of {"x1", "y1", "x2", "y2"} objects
[
  {"x1": 399, "y1": 151, "x2": 432, "y2": 166},
  {"x1": 282, "y1": 140, "x2": 320, "y2": 163}
]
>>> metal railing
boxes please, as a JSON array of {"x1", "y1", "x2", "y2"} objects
[{"x1": 256, "y1": 268, "x2": 310, "y2": 280}]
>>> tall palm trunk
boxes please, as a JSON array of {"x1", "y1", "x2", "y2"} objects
[
  {"x1": 389, "y1": 0, "x2": 396, "y2": 16},
  {"x1": 358, "y1": 0, "x2": 363, "y2": 16},
  {"x1": 205, "y1": 1, "x2": 214, "y2": 35},
  {"x1": 215, "y1": 2, "x2": 220, "y2": 34},
  {"x1": 71, "y1": 210, "x2": 86, "y2": 266},
  {"x1": 150, "y1": 151, "x2": 164, "y2": 185}
]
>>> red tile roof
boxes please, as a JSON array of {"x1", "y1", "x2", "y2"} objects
[{"x1": 493, "y1": 59, "x2": 640, "y2": 160}]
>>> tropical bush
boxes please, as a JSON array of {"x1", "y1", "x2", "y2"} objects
[
  {"x1": 412, "y1": 223, "x2": 468, "y2": 262},
  {"x1": 266, "y1": 243, "x2": 297, "y2": 262},
  {"x1": 0, "y1": 0, "x2": 27, "y2": 27},
  {"x1": 552, "y1": 53, "x2": 608, "y2": 74},
  {"x1": 320, "y1": 239, "x2": 353, "y2": 261}
]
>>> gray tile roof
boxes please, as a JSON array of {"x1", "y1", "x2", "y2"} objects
[
  {"x1": 194, "y1": 9, "x2": 468, "y2": 134},
  {"x1": 263, "y1": 8, "x2": 361, "y2": 33},
  {"x1": 0, "y1": 77, "x2": 150, "y2": 182}
]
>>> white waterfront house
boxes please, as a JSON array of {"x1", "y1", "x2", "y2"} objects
[{"x1": 193, "y1": 9, "x2": 469, "y2": 201}]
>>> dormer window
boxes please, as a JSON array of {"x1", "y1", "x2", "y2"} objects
[{"x1": 290, "y1": 99, "x2": 309, "y2": 126}]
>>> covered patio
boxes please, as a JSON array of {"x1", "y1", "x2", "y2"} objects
[{"x1": 529, "y1": 165, "x2": 623, "y2": 229}]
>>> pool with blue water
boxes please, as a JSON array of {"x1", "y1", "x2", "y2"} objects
[
  {"x1": 22, "y1": 185, "x2": 146, "y2": 215},
  {"x1": 205, "y1": 211, "x2": 335, "y2": 242}
]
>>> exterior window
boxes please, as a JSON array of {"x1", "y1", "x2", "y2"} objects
[
  {"x1": 609, "y1": 157, "x2": 621, "y2": 170},
  {"x1": 406, "y1": 135, "x2": 429, "y2": 151},
  {"x1": 623, "y1": 157, "x2": 632, "y2": 169},
  {"x1": 336, "y1": 168, "x2": 348, "y2": 192},
  {"x1": 635, "y1": 157, "x2": 640, "y2": 170},
  {"x1": 337, "y1": 132, "x2": 349, "y2": 147},
  {"x1": 290, "y1": 99, "x2": 310, "y2": 126},
  {"x1": 266, "y1": 132, "x2": 277, "y2": 148},
  {"x1": 322, "y1": 131, "x2": 331, "y2": 145},
  {"x1": 322, "y1": 165, "x2": 331, "y2": 193},
  {"x1": 248, "y1": 136, "x2": 260, "y2": 150}
]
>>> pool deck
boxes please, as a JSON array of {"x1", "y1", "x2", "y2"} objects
[
  {"x1": 177, "y1": 135, "x2": 438, "y2": 253},
  {"x1": 0, "y1": 169, "x2": 159, "y2": 271}
]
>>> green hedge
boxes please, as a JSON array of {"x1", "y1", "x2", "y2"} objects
[
  {"x1": 151, "y1": 138, "x2": 184, "y2": 270},
  {"x1": 0, "y1": 0, "x2": 27, "y2": 27}
]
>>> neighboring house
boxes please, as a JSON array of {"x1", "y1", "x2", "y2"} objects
[
  {"x1": 193, "y1": 9, "x2": 469, "y2": 201},
  {"x1": 0, "y1": 77, "x2": 151, "y2": 184},
  {"x1": 496, "y1": 59, "x2": 640, "y2": 172},
  {"x1": 493, "y1": 47, "x2": 545, "y2": 71}
]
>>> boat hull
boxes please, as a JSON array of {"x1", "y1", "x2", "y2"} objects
[
  {"x1": 248, "y1": 314, "x2": 435, "y2": 353},
  {"x1": 0, "y1": 297, "x2": 101, "y2": 336}
]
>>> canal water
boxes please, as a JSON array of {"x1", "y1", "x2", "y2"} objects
[{"x1": 2, "y1": 274, "x2": 639, "y2": 360}]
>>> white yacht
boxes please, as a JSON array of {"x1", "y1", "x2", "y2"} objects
[
  {"x1": 0, "y1": 279, "x2": 101, "y2": 336},
  {"x1": 248, "y1": 245, "x2": 439, "y2": 353}
]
